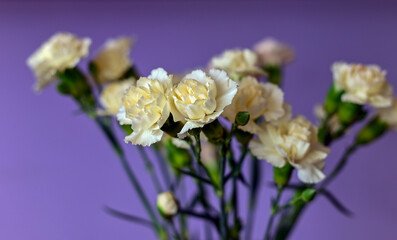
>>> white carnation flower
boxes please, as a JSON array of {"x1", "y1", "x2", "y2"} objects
[
  {"x1": 117, "y1": 68, "x2": 172, "y2": 146},
  {"x1": 223, "y1": 76, "x2": 285, "y2": 133},
  {"x1": 99, "y1": 79, "x2": 135, "y2": 116},
  {"x1": 378, "y1": 98, "x2": 397, "y2": 130},
  {"x1": 253, "y1": 38, "x2": 294, "y2": 66},
  {"x1": 209, "y1": 49, "x2": 265, "y2": 80},
  {"x1": 27, "y1": 32, "x2": 91, "y2": 92},
  {"x1": 250, "y1": 116, "x2": 330, "y2": 183},
  {"x1": 332, "y1": 62, "x2": 393, "y2": 107},
  {"x1": 93, "y1": 37, "x2": 133, "y2": 83},
  {"x1": 170, "y1": 69, "x2": 238, "y2": 136}
]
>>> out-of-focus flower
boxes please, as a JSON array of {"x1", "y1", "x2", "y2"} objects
[
  {"x1": 209, "y1": 49, "x2": 265, "y2": 80},
  {"x1": 332, "y1": 62, "x2": 393, "y2": 107},
  {"x1": 170, "y1": 69, "x2": 238, "y2": 136},
  {"x1": 253, "y1": 38, "x2": 294, "y2": 66},
  {"x1": 117, "y1": 68, "x2": 172, "y2": 146},
  {"x1": 27, "y1": 32, "x2": 91, "y2": 92},
  {"x1": 223, "y1": 76, "x2": 285, "y2": 133},
  {"x1": 250, "y1": 116, "x2": 330, "y2": 183},
  {"x1": 99, "y1": 79, "x2": 135, "y2": 115},
  {"x1": 157, "y1": 192, "x2": 178, "y2": 218},
  {"x1": 314, "y1": 104, "x2": 341, "y2": 134},
  {"x1": 93, "y1": 37, "x2": 133, "y2": 83},
  {"x1": 378, "y1": 98, "x2": 397, "y2": 130}
]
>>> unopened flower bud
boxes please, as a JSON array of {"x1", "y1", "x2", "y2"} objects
[
  {"x1": 157, "y1": 192, "x2": 178, "y2": 218},
  {"x1": 355, "y1": 116, "x2": 388, "y2": 145},
  {"x1": 235, "y1": 111, "x2": 250, "y2": 126}
]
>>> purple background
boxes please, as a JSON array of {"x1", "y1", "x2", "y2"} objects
[{"x1": 1, "y1": 0, "x2": 397, "y2": 239}]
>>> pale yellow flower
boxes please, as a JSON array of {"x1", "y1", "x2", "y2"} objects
[
  {"x1": 209, "y1": 49, "x2": 265, "y2": 80},
  {"x1": 223, "y1": 76, "x2": 285, "y2": 133},
  {"x1": 170, "y1": 69, "x2": 238, "y2": 136},
  {"x1": 93, "y1": 37, "x2": 133, "y2": 83},
  {"x1": 157, "y1": 192, "x2": 178, "y2": 217},
  {"x1": 27, "y1": 32, "x2": 91, "y2": 92},
  {"x1": 99, "y1": 79, "x2": 135, "y2": 115},
  {"x1": 253, "y1": 38, "x2": 294, "y2": 66},
  {"x1": 250, "y1": 116, "x2": 330, "y2": 183},
  {"x1": 378, "y1": 98, "x2": 397, "y2": 130},
  {"x1": 332, "y1": 62, "x2": 393, "y2": 107},
  {"x1": 117, "y1": 68, "x2": 172, "y2": 146}
]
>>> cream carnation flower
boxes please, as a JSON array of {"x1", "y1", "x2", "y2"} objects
[
  {"x1": 378, "y1": 98, "x2": 397, "y2": 130},
  {"x1": 93, "y1": 37, "x2": 133, "y2": 83},
  {"x1": 27, "y1": 32, "x2": 91, "y2": 92},
  {"x1": 223, "y1": 76, "x2": 285, "y2": 133},
  {"x1": 99, "y1": 79, "x2": 135, "y2": 115},
  {"x1": 332, "y1": 62, "x2": 393, "y2": 107},
  {"x1": 117, "y1": 68, "x2": 172, "y2": 146},
  {"x1": 209, "y1": 49, "x2": 265, "y2": 80},
  {"x1": 250, "y1": 116, "x2": 330, "y2": 183},
  {"x1": 253, "y1": 38, "x2": 294, "y2": 66},
  {"x1": 170, "y1": 69, "x2": 238, "y2": 135}
]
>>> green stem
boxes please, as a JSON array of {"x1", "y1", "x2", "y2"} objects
[
  {"x1": 245, "y1": 156, "x2": 262, "y2": 240},
  {"x1": 94, "y1": 117, "x2": 161, "y2": 234},
  {"x1": 219, "y1": 143, "x2": 229, "y2": 240},
  {"x1": 136, "y1": 146, "x2": 163, "y2": 193},
  {"x1": 153, "y1": 147, "x2": 173, "y2": 189},
  {"x1": 318, "y1": 144, "x2": 358, "y2": 191},
  {"x1": 264, "y1": 186, "x2": 284, "y2": 240}
]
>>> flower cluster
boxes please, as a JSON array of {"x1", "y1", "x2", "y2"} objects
[{"x1": 28, "y1": 32, "x2": 397, "y2": 240}]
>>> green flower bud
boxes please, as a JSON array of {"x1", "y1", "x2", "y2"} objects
[
  {"x1": 235, "y1": 111, "x2": 250, "y2": 126},
  {"x1": 355, "y1": 116, "x2": 388, "y2": 145},
  {"x1": 273, "y1": 163, "x2": 293, "y2": 187},
  {"x1": 301, "y1": 188, "x2": 316, "y2": 202}
]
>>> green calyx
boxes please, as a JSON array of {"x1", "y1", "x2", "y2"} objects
[{"x1": 273, "y1": 163, "x2": 293, "y2": 187}]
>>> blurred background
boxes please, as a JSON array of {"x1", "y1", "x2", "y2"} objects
[{"x1": 1, "y1": 0, "x2": 397, "y2": 239}]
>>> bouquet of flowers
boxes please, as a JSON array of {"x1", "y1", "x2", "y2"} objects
[{"x1": 27, "y1": 32, "x2": 397, "y2": 240}]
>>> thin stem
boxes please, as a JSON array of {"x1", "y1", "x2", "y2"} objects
[
  {"x1": 104, "y1": 206, "x2": 155, "y2": 229},
  {"x1": 264, "y1": 186, "x2": 283, "y2": 240},
  {"x1": 219, "y1": 143, "x2": 229, "y2": 240},
  {"x1": 178, "y1": 209, "x2": 217, "y2": 224},
  {"x1": 318, "y1": 144, "x2": 358, "y2": 191},
  {"x1": 245, "y1": 156, "x2": 262, "y2": 240},
  {"x1": 225, "y1": 146, "x2": 248, "y2": 183},
  {"x1": 137, "y1": 146, "x2": 163, "y2": 193},
  {"x1": 175, "y1": 168, "x2": 213, "y2": 185},
  {"x1": 169, "y1": 219, "x2": 182, "y2": 240},
  {"x1": 153, "y1": 147, "x2": 173, "y2": 189},
  {"x1": 94, "y1": 117, "x2": 161, "y2": 233}
]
